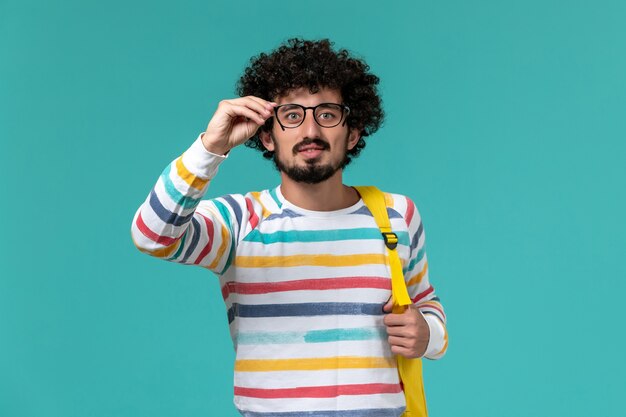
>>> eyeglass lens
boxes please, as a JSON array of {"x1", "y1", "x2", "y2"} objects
[{"x1": 276, "y1": 104, "x2": 345, "y2": 128}]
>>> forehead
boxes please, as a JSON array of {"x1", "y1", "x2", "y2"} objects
[{"x1": 275, "y1": 87, "x2": 343, "y2": 105}]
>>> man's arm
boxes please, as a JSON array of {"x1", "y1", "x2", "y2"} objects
[
  {"x1": 383, "y1": 196, "x2": 448, "y2": 360},
  {"x1": 130, "y1": 97, "x2": 277, "y2": 272},
  {"x1": 130, "y1": 137, "x2": 232, "y2": 272}
]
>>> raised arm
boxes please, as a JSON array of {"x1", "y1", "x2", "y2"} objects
[{"x1": 130, "y1": 97, "x2": 276, "y2": 273}]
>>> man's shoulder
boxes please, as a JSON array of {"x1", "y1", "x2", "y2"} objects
[
  {"x1": 375, "y1": 189, "x2": 422, "y2": 225},
  {"x1": 376, "y1": 189, "x2": 414, "y2": 209}
]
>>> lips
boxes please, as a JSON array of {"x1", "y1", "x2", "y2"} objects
[
  {"x1": 293, "y1": 139, "x2": 330, "y2": 156},
  {"x1": 299, "y1": 144, "x2": 325, "y2": 152}
]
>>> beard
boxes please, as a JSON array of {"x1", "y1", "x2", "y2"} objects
[{"x1": 271, "y1": 134, "x2": 350, "y2": 184}]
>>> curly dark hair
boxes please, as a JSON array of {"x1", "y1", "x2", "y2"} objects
[{"x1": 236, "y1": 38, "x2": 384, "y2": 163}]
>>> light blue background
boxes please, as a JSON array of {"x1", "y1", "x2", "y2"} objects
[{"x1": 2, "y1": 1, "x2": 625, "y2": 416}]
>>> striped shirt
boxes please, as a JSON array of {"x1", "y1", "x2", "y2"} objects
[{"x1": 131, "y1": 136, "x2": 448, "y2": 416}]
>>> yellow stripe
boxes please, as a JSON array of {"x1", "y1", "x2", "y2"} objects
[
  {"x1": 250, "y1": 191, "x2": 270, "y2": 218},
  {"x1": 407, "y1": 261, "x2": 428, "y2": 287},
  {"x1": 137, "y1": 239, "x2": 182, "y2": 258},
  {"x1": 419, "y1": 300, "x2": 442, "y2": 308},
  {"x1": 208, "y1": 223, "x2": 230, "y2": 270},
  {"x1": 234, "y1": 253, "x2": 387, "y2": 268},
  {"x1": 175, "y1": 155, "x2": 209, "y2": 190},
  {"x1": 418, "y1": 301, "x2": 443, "y2": 312},
  {"x1": 383, "y1": 192, "x2": 394, "y2": 208},
  {"x1": 235, "y1": 356, "x2": 396, "y2": 372}
]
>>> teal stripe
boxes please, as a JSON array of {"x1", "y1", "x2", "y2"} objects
[
  {"x1": 212, "y1": 199, "x2": 235, "y2": 275},
  {"x1": 235, "y1": 327, "x2": 387, "y2": 345},
  {"x1": 237, "y1": 331, "x2": 306, "y2": 345},
  {"x1": 305, "y1": 327, "x2": 388, "y2": 343},
  {"x1": 160, "y1": 163, "x2": 202, "y2": 209},
  {"x1": 167, "y1": 233, "x2": 186, "y2": 260},
  {"x1": 212, "y1": 200, "x2": 233, "y2": 231},
  {"x1": 269, "y1": 187, "x2": 282, "y2": 208},
  {"x1": 243, "y1": 228, "x2": 410, "y2": 245},
  {"x1": 406, "y1": 246, "x2": 427, "y2": 274}
]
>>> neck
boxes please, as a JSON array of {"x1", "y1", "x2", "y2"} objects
[{"x1": 279, "y1": 170, "x2": 359, "y2": 211}]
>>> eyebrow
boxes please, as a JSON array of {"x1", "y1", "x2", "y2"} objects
[{"x1": 276, "y1": 104, "x2": 302, "y2": 111}]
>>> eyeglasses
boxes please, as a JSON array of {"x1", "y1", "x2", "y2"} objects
[{"x1": 273, "y1": 103, "x2": 350, "y2": 131}]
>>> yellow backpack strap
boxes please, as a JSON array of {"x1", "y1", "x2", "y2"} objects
[
  {"x1": 355, "y1": 186, "x2": 412, "y2": 309},
  {"x1": 356, "y1": 186, "x2": 429, "y2": 417}
]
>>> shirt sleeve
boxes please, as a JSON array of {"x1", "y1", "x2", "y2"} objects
[
  {"x1": 130, "y1": 134, "x2": 245, "y2": 275},
  {"x1": 403, "y1": 196, "x2": 449, "y2": 360}
]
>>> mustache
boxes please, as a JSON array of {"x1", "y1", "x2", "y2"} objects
[{"x1": 292, "y1": 138, "x2": 330, "y2": 155}]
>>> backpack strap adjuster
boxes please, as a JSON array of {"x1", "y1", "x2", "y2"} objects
[{"x1": 382, "y1": 232, "x2": 398, "y2": 250}]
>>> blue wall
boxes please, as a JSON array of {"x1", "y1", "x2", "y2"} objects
[{"x1": 2, "y1": 1, "x2": 625, "y2": 415}]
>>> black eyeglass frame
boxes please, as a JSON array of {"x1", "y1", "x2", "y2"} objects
[{"x1": 272, "y1": 103, "x2": 351, "y2": 131}]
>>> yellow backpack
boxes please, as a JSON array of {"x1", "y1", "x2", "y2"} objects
[{"x1": 355, "y1": 186, "x2": 428, "y2": 417}]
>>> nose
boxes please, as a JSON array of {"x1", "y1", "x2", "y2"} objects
[{"x1": 301, "y1": 109, "x2": 322, "y2": 137}]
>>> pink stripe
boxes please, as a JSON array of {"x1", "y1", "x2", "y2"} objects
[
  {"x1": 419, "y1": 303, "x2": 446, "y2": 321},
  {"x1": 136, "y1": 212, "x2": 178, "y2": 246},
  {"x1": 221, "y1": 277, "x2": 391, "y2": 300},
  {"x1": 405, "y1": 196, "x2": 415, "y2": 227},
  {"x1": 245, "y1": 197, "x2": 259, "y2": 230},
  {"x1": 412, "y1": 285, "x2": 434, "y2": 303},
  {"x1": 234, "y1": 383, "x2": 402, "y2": 399},
  {"x1": 194, "y1": 213, "x2": 215, "y2": 265}
]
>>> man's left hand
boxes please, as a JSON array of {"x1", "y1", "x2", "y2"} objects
[{"x1": 383, "y1": 299, "x2": 430, "y2": 358}]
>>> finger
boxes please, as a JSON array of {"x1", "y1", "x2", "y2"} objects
[
  {"x1": 390, "y1": 345, "x2": 415, "y2": 358},
  {"x1": 224, "y1": 104, "x2": 269, "y2": 125},
  {"x1": 383, "y1": 313, "x2": 409, "y2": 327},
  {"x1": 382, "y1": 296, "x2": 394, "y2": 313},
  {"x1": 242, "y1": 97, "x2": 276, "y2": 117},
  {"x1": 243, "y1": 95, "x2": 278, "y2": 110},
  {"x1": 219, "y1": 99, "x2": 271, "y2": 123},
  {"x1": 388, "y1": 335, "x2": 413, "y2": 349},
  {"x1": 384, "y1": 326, "x2": 411, "y2": 337},
  {"x1": 231, "y1": 96, "x2": 276, "y2": 116}
]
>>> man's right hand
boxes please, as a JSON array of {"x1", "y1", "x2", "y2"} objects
[{"x1": 201, "y1": 96, "x2": 277, "y2": 155}]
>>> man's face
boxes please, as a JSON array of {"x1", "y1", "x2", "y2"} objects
[{"x1": 261, "y1": 87, "x2": 360, "y2": 184}]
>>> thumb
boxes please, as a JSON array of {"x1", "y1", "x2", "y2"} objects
[{"x1": 383, "y1": 296, "x2": 394, "y2": 313}]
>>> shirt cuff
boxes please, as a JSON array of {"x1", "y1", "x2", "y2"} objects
[
  {"x1": 181, "y1": 133, "x2": 228, "y2": 180},
  {"x1": 422, "y1": 313, "x2": 447, "y2": 359}
]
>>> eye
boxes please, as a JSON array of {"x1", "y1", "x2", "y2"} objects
[
  {"x1": 285, "y1": 112, "x2": 302, "y2": 121},
  {"x1": 315, "y1": 104, "x2": 343, "y2": 122},
  {"x1": 318, "y1": 112, "x2": 336, "y2": 120},
  {"x1": 278, "y1": 105, "x2": 304, "y2": 124}
]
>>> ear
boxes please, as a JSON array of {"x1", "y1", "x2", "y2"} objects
[
  {"x1": 259, "y1": 130, "x2": 275, "y2": 152},
  {"x1": 347, "y1": 128, "x2": 361, "y2": 151}
]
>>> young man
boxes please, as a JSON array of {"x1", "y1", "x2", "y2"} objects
[{"x1": 131, "y1": 38, "x2": 448, "y2": 416}]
